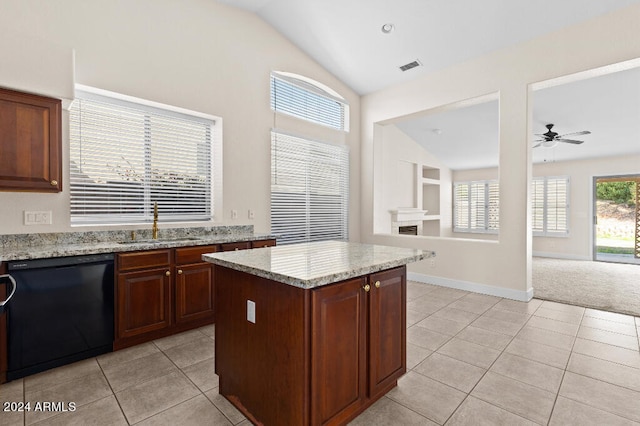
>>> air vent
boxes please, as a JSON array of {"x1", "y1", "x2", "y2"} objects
[{"x1": 399, "y1": 60, "x2": 422, "y2": 72}]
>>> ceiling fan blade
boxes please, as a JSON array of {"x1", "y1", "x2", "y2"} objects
[
  {"x1": 533, "y1": 143, "x2": 542, "y2": 148},
  {"x1": 559, "y1": 130, "x2": 591, "y2": 137},
  {"x1": 533, "y1": 139, "x2": 545, "y2": 142},
  {"x1": 556, "y1": 138, "x2": 584, "y2": 144}
]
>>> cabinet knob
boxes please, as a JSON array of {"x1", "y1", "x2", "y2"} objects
[
  {"x1": 178, "y1": 269, "x2": 183, "y2": 275},
  {"x1": 165, "y1": 271, "x2": 171, "y2": 276},
  {"x1": 363, "y1": 284, "x2": 371, "y2": 292},
  {"x1": 50, "y1": 180, "x2": 58, "y2": 186},
  {"x1": 375, "y1": 280, "x2": 381, "y2": 289}
]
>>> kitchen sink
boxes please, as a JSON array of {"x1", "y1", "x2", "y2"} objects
[{"x1": 119, "y1": 237, "x2": 203, "y2": 244}]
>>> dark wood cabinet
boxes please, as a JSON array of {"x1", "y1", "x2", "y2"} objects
[
  {"x1": 215, "y1": 264, "x2": 406, "y2": 426},
  {"x1": 175, "y1": 245, "x2": 217, "y2": 324},
  {"x1": 311, "y1": 277, "x2": 367, "y2": 425},
  {"x1": 251, "y1": 239, "x2": 276, "y2": 248},
  {"x1": 221, "y1": 241, "x2": 251, "y2": 251},
  {"x1": 0, "y1": 87, "x2": 62, "y2": 192},
  {"x1": 367, "y1": 268, "x2": 407, "y2": 398},
  {"x1": 116, "y1": 250, "x2": 172, "y2": 340},
  {"x1": 117, "y1": 267, "x2": 172, "y2": 339},
  {"x1": 115, "y1": 243, "x2": 230, "y2": 349}
]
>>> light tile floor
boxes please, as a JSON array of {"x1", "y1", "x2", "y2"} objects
[{"x1": 1, "y1": 281, "x2": 639, "y2": 425}]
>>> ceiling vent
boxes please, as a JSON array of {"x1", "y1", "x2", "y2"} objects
[{"x1": 399, "y1": 60, "x2": 422, "y2": 72}]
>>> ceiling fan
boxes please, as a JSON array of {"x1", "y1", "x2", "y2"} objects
[{"x1": 533, "y1": 123, "x2": 591, "y2": 148}]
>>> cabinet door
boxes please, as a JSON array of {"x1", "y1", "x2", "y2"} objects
[
  {"x1": 175, "y1": 263, "x2": 215, "y2": 324},
  {"x1": 117, "y1": 268, "x2": 171, "y2": 339},
  {"x1": 311, "y1": 277, "x2": 366, "y2": 425},
  {"x1": 0, "y1": 88, "x2": 61, "y2": 192},
  {"x1": 368, "y1": 266, "x2": 406, "y2": 398}
]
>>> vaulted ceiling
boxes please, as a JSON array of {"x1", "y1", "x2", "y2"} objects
[
  {"x1": 218, "y1": 0, "x2": 640, "y2": 169},
  {"x1": 218, "y1": 0, "x2": 640, "y2": 95}
]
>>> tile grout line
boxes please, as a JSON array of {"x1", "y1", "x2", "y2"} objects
[
  {"x1": 441, "y1": 298, "x2": 544, "y2": 425},
  {"x1": 544, "y1": 305, "x2": 585, "y2": 426}
]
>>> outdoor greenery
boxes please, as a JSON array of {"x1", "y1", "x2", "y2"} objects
[{"x1": 596, "y1": 181, "x2": 637, "y2": 205}]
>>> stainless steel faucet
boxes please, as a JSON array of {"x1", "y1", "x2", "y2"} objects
[{"x1": 152, "y1": 202, "x2": 159, "y2": 239}]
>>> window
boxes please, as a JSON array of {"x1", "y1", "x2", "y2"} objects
[
  {"x1": 453, "y1": 180, "x2": 499, "y2": 233},
  {"x1": 270, "y1": 72, "x2": 349, "y2": 131},
  {"x1": 532, "y1": 176, "x2": 569, "y2": 236},
  {"x1": 69, "y1": 87, "x2": 216, "y2": 224},
  {"x1": 271, "y1": 131, "x2": 349, "y2": 244}
]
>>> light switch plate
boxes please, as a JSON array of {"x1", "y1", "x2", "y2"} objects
[
  {"x1": 24, "y1": 210, "x2": 52, "y2": 225},
  {"x1": 247, "y1": 300, "x2": 256, "y2": 323}
]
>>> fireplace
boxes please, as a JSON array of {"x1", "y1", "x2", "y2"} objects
[
  {"x1": 398, "y1": 225, "x2": 418, "y2": 236},
  {"x1": 389, "y1": 208, "x2": 427, "y2": 236}
]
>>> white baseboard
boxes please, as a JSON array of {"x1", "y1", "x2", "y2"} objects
[
  {"x1": 407, "y1": 272, "x2": 534, "y2": 302},
  {"x1": 533, "y1": 251, "x2": 591, "y2": 261}
]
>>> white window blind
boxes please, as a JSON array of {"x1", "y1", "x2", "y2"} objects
[
  {"x1": 453, "y1": 180, "x2": 499, "y2": 233},
  {"x1": 69, "y1": 89, "x2": 214, "y2": 224},
  {"x1": 271, "y1": 131, "x2": 349, "y2": 245},
  {"x1": 270, "y1": 73, "x2": 349, "y2": 131},
  {"x1": 532, "y1": 176, "x2": 569, "y2": 236}
]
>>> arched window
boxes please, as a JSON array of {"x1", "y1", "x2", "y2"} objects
[{"x1": 270, "y1": 71, "x2": 349, "y2": 131}]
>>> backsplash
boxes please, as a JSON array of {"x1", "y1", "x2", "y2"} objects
[{"x1": 0, "y1": 225, "x2": 254, "y2": 250}]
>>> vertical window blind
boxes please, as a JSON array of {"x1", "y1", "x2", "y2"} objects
[
  {"x1": 453, "y1": 180, "x2": 499, "y2": 233},
  {"x1": 532, "y1": 176, "x2": 569, "y2": 235},
  {"x1": 271, "y1": 131, "x2": 349, "y2": 245},
  {"x1": 69, "y1": 90, "x2": 214, "y2": 224},
  {"x1": 270, "y1": 73, "x2": 348, "y2": 131}
]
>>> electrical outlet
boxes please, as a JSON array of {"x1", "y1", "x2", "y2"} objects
[
  {"x1": 429, "y1": 258, "x2": 436, "y2": 268},
  {"x1": 247, "y1": 300, "x2": 256, "y2": 323},
  {"x1": 248, "y1": 209, "x2": 255, "y2": 219},
  {"x1": 231, "y1": 209, "x2": 238, "y2": 220},
  {"x1": 24, "y1": 210, "x2": 52, "y2": 225}
]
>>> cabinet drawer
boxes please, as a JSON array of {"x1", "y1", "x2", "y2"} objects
[
  {"x1": 117, "y1": 250, "x2": 171, "y2": 272},
  {"x1": 220, "y1": 241, "x2": 251, "y2": 251},
  {"x1": 251, "y1": 239, "x2": 276, "y2": 249},
  {"x1": 175, "y1": 245, "x2": 218, "y2": 265}
]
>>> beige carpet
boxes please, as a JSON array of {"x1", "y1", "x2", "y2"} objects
[{"x1": 533, "y1": 257, "x2": 640, "y2": 317}]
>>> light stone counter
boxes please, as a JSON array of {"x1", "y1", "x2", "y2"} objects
[
  {"x1": 0, "y1": 226, "x2": 275, "y2": 261},
  {"x1": 203, "y1": 240, "x2": 432, "y2": 289}
]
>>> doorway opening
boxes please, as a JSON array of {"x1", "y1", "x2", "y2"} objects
[{"x1": 593, "y1": 175, "x2": 640, "y2": 264}]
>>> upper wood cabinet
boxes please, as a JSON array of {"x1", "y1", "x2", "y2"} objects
[{"x1": 0, "y1": 87, "x2": 62, "y2": 192}]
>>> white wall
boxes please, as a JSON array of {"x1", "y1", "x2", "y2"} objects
[
  {"x1": 533, "y1": 154, "x2": 640, "y2": 260},
  {"x1": 0, "y1": 0, "x2": 360, "y2": 239},
  {"x1": 377, "y1": 124, "x2": 451, "y2": 234},
  {"x1": 362, "y1": 4, "x2": 640, "y2": 300}
]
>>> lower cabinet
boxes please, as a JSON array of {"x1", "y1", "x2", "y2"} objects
[
  {"x1": 115, "y1": 245, "x2": 218, "y2": 349},
  {"x1": 214, "y1": 264, "x2": 406, "y2": 425},
  {"x1": 310, "y1": 267, "x2": 406, "y2": 424},
  {"x1": 117, "y1": 266, "x2": 172, "y2": 339},
  {"x1": 175, "y1": 245, "x2": 217, "y2": 324}
]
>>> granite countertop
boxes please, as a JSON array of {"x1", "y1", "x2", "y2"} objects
[
  {"x1": 203, "y1": 240, "x2": 433, "y2": 289},
  {"x1": 0, "y1": 226, "x2": 276, "y2": 262}
]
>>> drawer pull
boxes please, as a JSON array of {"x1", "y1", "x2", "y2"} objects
[
  {"x1": 165, "y1": 271, "x2": 171, "y2": 276},
  {"x1": 363, "y1": 284, "x2": 370, "y2": 292},
  {"x1": 178, "y1": 269, "x2": 183, "y2": 275},
  {"x1": 375, "y1": 281, "x2": 381, "y2": 289}
]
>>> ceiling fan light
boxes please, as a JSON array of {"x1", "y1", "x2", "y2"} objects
[{"x1": 542, "y1": 140, "x2": 558, "y2": 148}]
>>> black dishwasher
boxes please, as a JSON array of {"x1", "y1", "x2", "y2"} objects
[{"x1": 6, "y1": 253, "x2": 114, "y2": 380}]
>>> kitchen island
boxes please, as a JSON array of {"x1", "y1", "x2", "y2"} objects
[{"x1": 203, "y1": 241, "x2": 431, "y2": 426}]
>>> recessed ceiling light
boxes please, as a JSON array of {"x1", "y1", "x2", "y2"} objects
[{"x1": 381, "y1": 23, "x2": 394, "y2": 34}]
